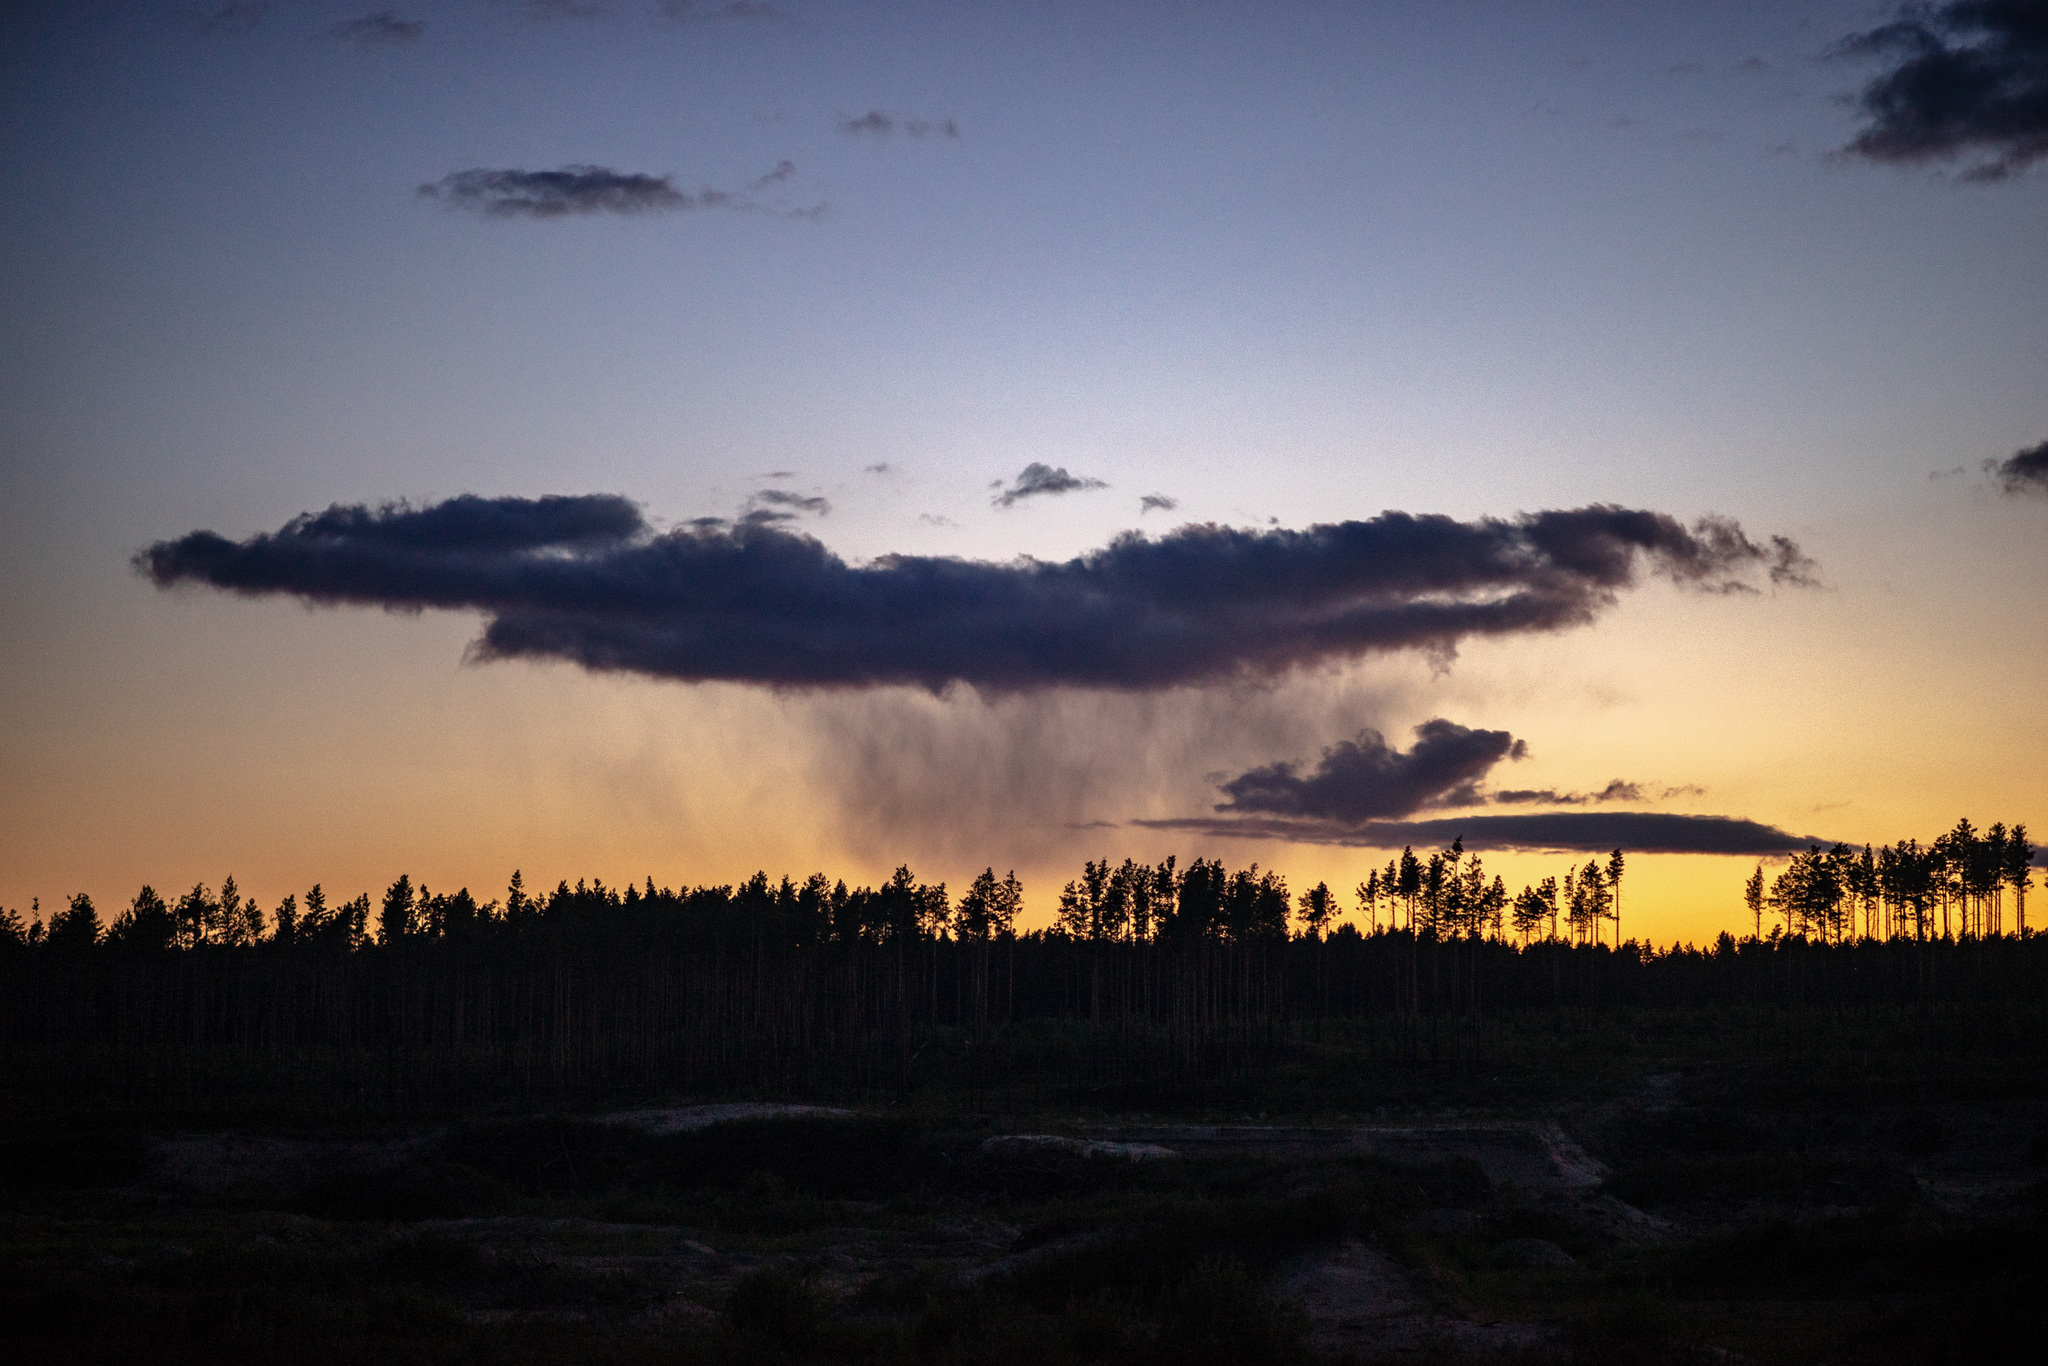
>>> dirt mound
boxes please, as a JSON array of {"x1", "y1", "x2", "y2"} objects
[{"x1": 1272, "y1": 1238, "x2": 1557, "y2": 1360}]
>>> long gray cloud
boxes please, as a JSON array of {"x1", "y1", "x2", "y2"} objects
[
  {"x1": 1988, "y1": 438, "x2": 2048, "y2": 494},
  {"x1": 419, "y1": 167, "x2": 695, "y2": 218},
  {"x1": 1217, "y1": 719, "x2": 1525, "y2": 822},
  {"x1": 137, "y1": 493, "x2": 1815, "y2": 693},
  {"x1": 1838, "y1": 1, "x2": 2048, "y2": 181},
  {"x1": 1136, "y1": 811, "x2": 1819, "y2": 856},
  {"x1": 416, "y1": 164, "x2": 821, "y2": 220}
]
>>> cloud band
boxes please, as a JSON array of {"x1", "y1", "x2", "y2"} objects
[
  {"x1": 138, "y1": 494, "x2": 1813, "y2": 693},
  {"x1": 1137, "y1": 811, "x2": 1818, "y2": 856}
]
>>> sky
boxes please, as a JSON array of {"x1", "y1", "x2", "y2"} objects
[{"x1": 3, "y1": 0, "x2": 2045, "y2": 944}]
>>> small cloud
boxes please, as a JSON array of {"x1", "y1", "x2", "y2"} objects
[
  {"x1": 1767, "y1": 536, "x2": 1822, "y2": 590},
  {"x1": 1987, "y1": 439, "x2": 2048, "y2": 496},
  {"x1": 752, "y1": 159, "x2": 796, "y2": 188},
  {"x1": 1766, "y1": 139, "x2": 1800, "y2": 156},
  {"x1": 839, "y1": 109, "x2": 962, "y2": 139},
  {"x1": 1493, "y1": 779, "x2": 1644, "y2": 807},
  {"x1": 1068, "y1": 820, "x2": 1121, "y2": 830},
  {"x1": 749, "y1": 488, "x2": 830, "y2": 516},
  {"x1": 1139, "y1": 494, "x2": 1178, "y2": 515},
  {"x1": 863, "y1": 463, "x2": 892, "y2": 475},
  {"x1": 739, "y1": 508, "x2": 796, "y2": 525},
  {"x1": 185, "y1": 2, "x2": 272, "y2": 34},
  {"x1": 764, "y1": 470, "x2": 795, "y2": 479},
  {"x1": 659, "y1": 0, "x2": 789, "y2": 19},
  {"x1": 1660, "y1": 784, "x2": 1708, "y2": 800},
  {"x1": 523, "y1": 0, "x2": 611, "y2": 19},
  {"x1": 991, "y1": 462, "x2": 1108, "y2": 509},
  {"x1": 917, "y1": 513, "x2": 957, "y2": 528},
  {"x1": 1736, "y1": 55, "x2": 1769, "y2": 72},
  {"x1": 1929, "y1": 464, "x2": 1969, "y2": 481},
  {"x1": 1218, "y1": 720, "x2": 1528, "y2": 823},
  {"x1": 328, "y1": 11, "x2": 425, "y2": 47}
]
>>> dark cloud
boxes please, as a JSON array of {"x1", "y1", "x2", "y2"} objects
[
  {"x1": 329, "y1": 11, "x2": 424, "y2": 46},
  {"x1": 1987, "y1": 438, "x2": 2048, "y2": 494},
  {"x1": 1660, "y1": 784, "x2": 1708, "y2": 799},
  {"x1": 992, "y1": 463, "x2": 1108, "y2": 509},
  {"x1": 1493, "y1": 778, "x2": 1643, "y2": 806},
  {"x1": 1837, "y1": 1, "x2": 2048, "y2": 181},
  {"x1": 1137, "y1": 811, "x2": 1818, "y2": 856},
  {"x1": 864, "y1": 463, "x2": 892, "y2": 475},
  {"x1": 750, "y1": 488, "x2": 830, "y2": 516},
  {"x1": 1216, "y1": 720, "x2": 1525, "y2": 822},
  {"x1": 138, "y1": 494, "x2": 1817, "y2": 694},
  {"x1": 1139, "y1": 494, "x2": 1179, "y2": 515},
  {"x1": 752, "y1": 159, "x2": 797, "y2": 188},
  {"x1": 839, "y1": 110, "x2": 962, "y2": 139},
  {"x1": 186, "y1": 2, "x2": 272, "y2": 33}
]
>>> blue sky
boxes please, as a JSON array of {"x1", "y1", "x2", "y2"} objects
[{"x1": 3, "y1": 1, "x2": 2045, "y2": 937}]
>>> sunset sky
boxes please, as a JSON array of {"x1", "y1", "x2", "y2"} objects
[{"x1": 3, "y1": 0, "x2": 2045, "y2": 945}]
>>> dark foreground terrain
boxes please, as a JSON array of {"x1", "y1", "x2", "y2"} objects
[{"x1": 6, "y1": 1007, "x2": 2048, "y2": 1366}]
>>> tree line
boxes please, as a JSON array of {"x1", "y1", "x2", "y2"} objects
[
  {"x1": 3, "y1": 821, "x2": 2043, "y2": 1107},
  {"x1": 1744, "y1": 819, "x2": 2034, "y2": 943},
  {"x1": 0, "y1": 816, "x2": 2031, "y2": 958}
]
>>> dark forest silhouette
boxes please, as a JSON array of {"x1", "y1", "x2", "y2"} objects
[
  {"x1": 15, "y1": 818, "x2": 2025, "y2": 957},
  {"x1": 2, "y1": 817, "x2": 2039, "y2": 1103}
]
